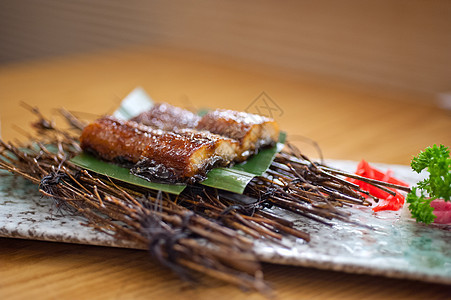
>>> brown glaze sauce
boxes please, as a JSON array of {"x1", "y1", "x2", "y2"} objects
[
  {"x1": 196, "y1": 109, "x2": 271, "y2": 142},
  {"x1": 131, "y1": 103, "x2": 200, "y2": 131},
  {"x1": 80, "y1": 117, "x2": 228, "y2": 182},
  {"x1": 80, "y1": 104, "x2": 279, "y2": 183}
]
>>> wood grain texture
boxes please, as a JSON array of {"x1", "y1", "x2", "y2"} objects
[
  {"x1": 1, "y1": 0, "x2": 450, "y2": 95},
  {"x1": 0, "y1": 46, "x2": 450, "y2": 299},
  {"x1": 1, "y1": 238, "x2": 451, "y2": 300}
]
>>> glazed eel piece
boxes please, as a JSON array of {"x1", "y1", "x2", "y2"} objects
[
  {"x1": 132, "y1": 103, "x2": 280, "y2": 161},
  {"x1": 80, "y1": 116, "x2": 238, "y2": 183},
  {"x1": 196, "y1": 109, "x2": 280, "y2": 161},
  {"x1": 131, "y1": 103, "x2": 201, "y2": 131}
]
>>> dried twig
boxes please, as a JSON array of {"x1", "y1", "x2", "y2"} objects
[{"x1": 0, "y1": 107, "x2": 410, "y2": 295}]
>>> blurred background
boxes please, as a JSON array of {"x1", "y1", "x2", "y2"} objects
[
  {"x1": 0, "y1": 0, "x2": 450, "y2": 164},
  {"x1": 1, "y1": 0, "x2": 450, "y2": 97},
  {"x1": 1, "y1": 2, "x2": 451, "y2": 298}
]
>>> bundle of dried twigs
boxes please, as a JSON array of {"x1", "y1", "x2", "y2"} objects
[{"x1": 0, "y1": 106, "x2": 409, "y2": 296}]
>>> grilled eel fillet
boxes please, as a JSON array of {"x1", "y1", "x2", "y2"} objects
[
  {"x1": 196, "y1": 109, "x2": 280, "y2": 161},
  {"x1": 131, "y1": 103, "x2": 200, "y2": 131},
  {"x1": 80, "y1": 117, "x2": 238, "y2": 182},
  {"x1": 132, "y1": 103, "x2": 280, "y2": 161}
]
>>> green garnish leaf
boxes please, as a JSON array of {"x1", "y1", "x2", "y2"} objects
[
  {"x1": 233, "y1": 132, "x2": 286, "y2": 176},
  {"x1": 71, "y1": 88, "x2": 285, "y2": 194},
  {"x1": 407, "y1": 144, "x2": 451, "y2": 224},
  {"x1": 406, "y1": 188, "x2": 436, "y2": 224},
  {"x1": 70, "y1": 153, "x2": 187, "y2": 195},
  {"x1": 200, "y1": 168, "x2": 256, "y2": 194},
  {"x1": 71, "y1": 134, "x2": 285, "y2": 195},
  {"x1": 201, "y1": 132, "x2": 286, "y2": 193}
]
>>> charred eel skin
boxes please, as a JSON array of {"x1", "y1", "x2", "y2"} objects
[
  {"x1": 133, "y1": 103, "x2": 280, "y2": 161},
  {"x1": 131, "y1": 103, "x2": 200, "y2": 131},
  {"x1": 196, "y1": 109, "x2": 280, "y2": 161},
  {"x1": 80, "y1": 116, "x2": 238, "y2": 183}
]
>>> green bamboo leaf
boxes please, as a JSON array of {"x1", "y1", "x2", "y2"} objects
[
  {"x1": 112, "y1": 87, "x2": 154, "y2": 120},
  {"x1": 232, "y1": 132, "x2": 286, "y2": 176},
  {"x1": 70, "y1": 153, "x2": 186, "y2": 195},
  {"x1": 71, "y1": 88, "x2": 285, "y2": 195},
  {"x1": 201, "y1": 133, "x2": 286, "y2": 193},
  {"x1": 200, "y1": 168, "x2": 256, "y2": 194}
]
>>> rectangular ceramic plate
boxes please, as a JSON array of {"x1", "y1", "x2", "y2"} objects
[{"x1": 0, "y1": 160, "x2": 450, "y2": 285}]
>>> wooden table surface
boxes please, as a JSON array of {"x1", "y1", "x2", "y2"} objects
[{"x1": 0, "y1": 47, "x2": 450, "y2": 299}]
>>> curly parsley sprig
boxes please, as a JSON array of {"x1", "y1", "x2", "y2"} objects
[{"x1": 406, "y1": 144, "x2": 451, "y2": 224}]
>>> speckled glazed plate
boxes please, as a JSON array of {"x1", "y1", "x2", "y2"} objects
[{"x1": 0, "y1": 161, "x2": 450, "y2": 285}]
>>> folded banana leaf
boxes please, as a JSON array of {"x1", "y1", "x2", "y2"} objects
[
  {"x1": 232, "y1": 133, "x2": 286, "y2": 176},
  {"x1": 70, "y1": 87, "x2": 285, "y2": 195},
  {"x1": 201, "y1": 133, "x2": 286, "y2": 193},
  {"x1": 70, "y1": 153, "x2": 187, "y2": 195}
]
